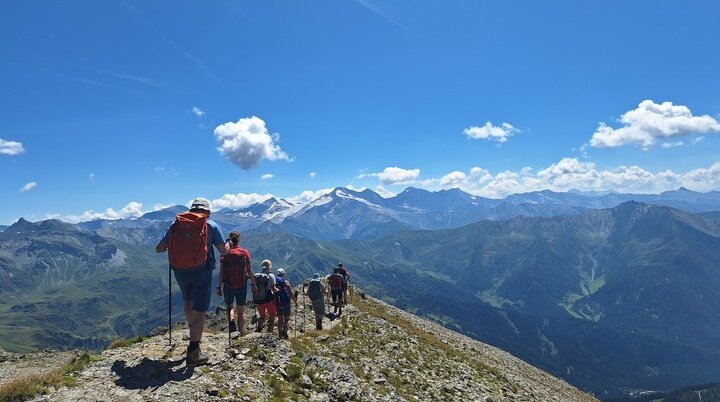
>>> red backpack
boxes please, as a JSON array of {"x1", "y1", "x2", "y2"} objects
[
  {"x1": 167, "y1": 212, "x2": 208, "y2": 270},
  {"x1": 330, "y1": 273, "x2": 344, "y2": 290},
  {"x1": 222, "y1": 248, "x2": 248, "y2": 289}
]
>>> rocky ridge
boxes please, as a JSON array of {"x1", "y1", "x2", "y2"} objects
[{"x1": 15, "y1": 293, "x2": 596, "y2": 402}]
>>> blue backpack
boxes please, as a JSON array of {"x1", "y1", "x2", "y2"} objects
[{"x1": 275, "y1": 276, "x2": 291, "y2": 305}]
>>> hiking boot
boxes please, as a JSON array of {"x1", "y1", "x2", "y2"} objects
[{"x1": 186, "y1": 348, "x2": 209, "y2": 367}]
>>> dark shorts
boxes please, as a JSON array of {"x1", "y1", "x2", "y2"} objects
[
  {"x1": 174, "y1": 268, "x2": 212, "y2": 312},
  {"x1": 311, "y1": 299, "x2": 325, "y2": 315},
  {"x1": 223, "y1": 283, "x2": 248, "y2": 307},
  {"x1": 276, "y1": 303, "x2": 291, "y2": 317},
  {"x1": 331, "y1": 289, "x2": 343, "y2": 303}
]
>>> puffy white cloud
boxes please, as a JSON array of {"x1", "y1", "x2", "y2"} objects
[
  {"x1": 589, "y1": 100, "x2": 720, "y2": 148},
  {"x1": 0, "y1": 138, "x2": 24, "y2": 156},
  {"x1": 209, "y1": 192, "x2": 273, "y2": 209},
  {"x1": 287, "y1": 188, "x2": 334, "y2": 204},
  {"x1": 309, "y1": 172, "x2": 317, "y2": 179},
  {"x1": 192, "y1": 106, "x2": 205, "y2": 117},
  {"x1": 55, "y1": 201, "x2": 146, "y2": 223},
  {"x1": 261, "y1": 173, "x2": 274, "y2": 180},
  {"x1": 423, "y1": 158, "x2": 720, "y2": 198},
  {"x1": 364, "y1": 167, "x2": 421, "y2": 185},
  {"x1": 661, "y1": 141, "x2": 684, "y2": 148},
  {"x1": 214, "y1": 116, "x2": 291, "y2": 170},
  {"x1": 20, "y1": 182, "x2": 36, "y2": 192},
  {"x1": 440, "y1": 171, "x2": 467, "y2": 186},
  {"x1": 463, "y1": 122, "x2": 519, "y2": 143}
]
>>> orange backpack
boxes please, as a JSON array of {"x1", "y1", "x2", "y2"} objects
[{"x1": 167, "y1": 212, "x2": 208, "y2": 270}]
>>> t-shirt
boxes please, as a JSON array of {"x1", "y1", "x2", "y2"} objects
[
  {"x1": 162, "y1": 218, "x2": 225, "y2": 270},
  {"x1": 275, "y1": 276, "x2": 292, "y2": 305}
]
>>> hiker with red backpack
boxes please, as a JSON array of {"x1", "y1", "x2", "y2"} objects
[
  {"x1": 216, "y1": 231, "x2": 257, "y2": 337},
  {"x1": 155, "y1": 198, "x2": 228, "y2": 367},
  {"x1": 328, "y1": 267, "x2": 347, "y2": 315},
  {"x1": 274, "y1": 268, "x2": 297, "y2": 339}
]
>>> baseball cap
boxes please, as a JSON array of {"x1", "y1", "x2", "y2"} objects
[
  {"x1": 277, "y1": 268, "x2": 286, "y2": 276},
  {"x1": 190, "y1": 197, "x2": 211, "y2": 213}
]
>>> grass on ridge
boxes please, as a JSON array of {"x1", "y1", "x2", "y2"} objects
[{"x1": 0, "y1": 352, "x2": 100, "y2": 402}]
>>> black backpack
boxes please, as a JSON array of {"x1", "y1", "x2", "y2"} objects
[
  {"x1": 253, "y1": 272, "x2": 272, "y2": 303},
  {"x1": 307, "y1": 280, "x2": 323, "y2": 302}
]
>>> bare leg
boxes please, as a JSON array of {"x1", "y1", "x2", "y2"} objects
[
  {"x1": 189, "y1": 310, "x2": 205, "y2": 342},
  {"x1": 184, "y1": 301, "x2": 193, "y2": 325},
  {"x1": 267, "y1": 314, "x2": 276, "y2": 333},
  {"x1": 237, "y1": 308, "x2": 245, "y2": 334}
]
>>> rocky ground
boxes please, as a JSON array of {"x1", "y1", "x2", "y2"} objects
[
  {"x1": 16, "y1": 292, "x2": 597, "y2": 402},
  {"x1": 0, "y1": 348, "x2": 77, "y2": 388}
]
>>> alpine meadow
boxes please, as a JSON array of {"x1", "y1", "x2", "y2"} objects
[{"x1": 1, "y1": 1, "x2": 719, "y2": 401}]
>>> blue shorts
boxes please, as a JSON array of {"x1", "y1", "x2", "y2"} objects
[
  {"x1": 223, "y1": 283, "x2": 248, "y2": 307},
  {"x1": 174, "y1": 268, "x2": 212, "y2": 312}
]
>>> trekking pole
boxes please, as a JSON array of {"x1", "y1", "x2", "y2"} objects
[
  {"x1": 302, "y1": 286, "x2": 306, "y2": 332},
  {"x1": 168, "y1": 265, "x2": 172, "y2": 347}
]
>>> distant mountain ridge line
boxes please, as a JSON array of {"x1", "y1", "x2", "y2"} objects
[{"x1": 48, "y1": 186, "x2": 719, "y2": 243}]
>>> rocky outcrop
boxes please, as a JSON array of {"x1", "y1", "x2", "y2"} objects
[{"x1": 23, "y1": 293, "x2": 597, "y2": 402}]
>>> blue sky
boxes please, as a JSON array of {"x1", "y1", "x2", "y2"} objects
[{"x1": 2, "y1": 0, "x2": 720, "y2": 224}]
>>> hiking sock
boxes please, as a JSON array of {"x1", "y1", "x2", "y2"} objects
[{"x1": 188, "y1": 341, "x2": 200, "y2": 353}]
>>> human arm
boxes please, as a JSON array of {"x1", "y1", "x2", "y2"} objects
[
  {"x1": 209, "y1": 223, "x2": 229, "y2": 256},
  {"x1": 155, "y1": 230, "x2": 170, "y2": 253},
  {"x1": 245, "y1": 255, "x2": 258, "y2": 294},
  {"x1": 216, "y1": 259, "x2": 225, "y2": 297}
]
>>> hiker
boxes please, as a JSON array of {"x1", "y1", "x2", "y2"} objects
[
  {"x1": 304, "y1": 273, "x2": 327, "y2": 330},
  {"x1": 253, "y1": 260, "x2": 278, "y2": 334},
  {"x1": 274, "y1": 268, "x2": 297, "y2": 339},
  {"x1": 216, "y1": 231, "x2": 257, "y2": 336},
  {"x1": 328, "y1": 267, "x2": 347, "y2": 315},
  {"x1": 338, "y1": 263, "x2": 350, "y2": 306},
  {"x1": 155, "y1": 198, "x2": 228, "y2": 367}
]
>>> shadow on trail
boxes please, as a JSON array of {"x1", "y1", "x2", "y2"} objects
[{"x1": 111, "y1": 357, "x2": 193, "y2": 390}]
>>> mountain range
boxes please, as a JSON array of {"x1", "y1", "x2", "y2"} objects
[
  {"x1": 73, "y1": 186, "x2": 720, "y2": 243},
  {"x1": 1, "y1": 187, "x2": 719, "y2": 399}
]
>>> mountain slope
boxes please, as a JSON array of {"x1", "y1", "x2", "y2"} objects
[{"x1": 20, "y1": 295, "x2": 597, "y2": 402}]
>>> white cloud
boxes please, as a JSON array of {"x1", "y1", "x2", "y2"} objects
[
  {"x1": 20, "y1": 182, "x2": 37, "y2": 192},
  {"x1": 440, "y1": 171, "x2": 467, "y2": 186},
  {"x1": 463, "y1": 122, "x2": 519, "y2": 143},
  {"x1": 421, "y1": 158, "x2": 720, "y2": 198},
  {"x1": 89, "y1": 173, "x2": 95, "y2": 184},
  {"x1": 362, "y1": 167, "x2": 420, "y2": 185},
  {"x1": 261, "y1": 173, "x2": 274, "y2": 180},
  {"x1": 214, "y1": 116, "x2": 291, "y2": 170},
  {"x1": 374, "y1": 185, "x2": 397, "y2": 198},
  {"x1": 209, "y1": 192, "x2": 273, "y2": 210},
  {"x1": 286, "y1": 188, "x2": 334, "y2": 204},
  {"x1": 192, "y1": 106, "x2": 206, "y2": 117},
  {"x1": 661, "y1": 141, "x2": 684, "y2": 148},
  {"x1": 309, "y1": 172, "x2": 317, "y2": 179},
  {"x1": 589, "y1": 100, "x2": 720, "y2": 148},
  {"x1": 691, "y1": 136, "x2": 705, "y2": 144},
  {"x1": 152, "y1": 203, "x2": 174, "y2": 211},
  {"x1": 54, "y1": 201, "x2": 146, "y2": 223},
  {"x1": 0, "y1": 138, "x2": 25, "y2": 156}
]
